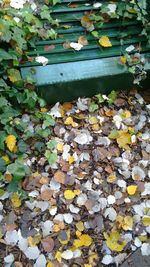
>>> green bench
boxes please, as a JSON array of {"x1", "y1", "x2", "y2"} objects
[{"x1": 20, "y1": 0, "x2": 150, "y2": 103}]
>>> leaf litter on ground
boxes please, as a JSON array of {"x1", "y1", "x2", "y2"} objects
[{"x1": 0, "y1": 90, "x2": 150, "y2": 266}]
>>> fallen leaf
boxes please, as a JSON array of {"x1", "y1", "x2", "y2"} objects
[
  {"x1": 5, "y1": 135, "x2": 16, "y2": 152},
  {"x1": 64, "y1": 190, "x2": 76, "y2": 200},
  {"x1": 11, "y1": 193, "x2": 21, "y2": 208},
  {"x1": 117, "y1": 131, "x2": 131, "y2": 149},
  {"x1": 54, "y1": 170, "x2": 65, "y2": 184},
  {"x1": 104, "y1": 230, "x2": 126, "y2": 252},
  {"x1": 78, "y1": 36, "x2": 88, "y2": 46},
  {"x1": 74, "y1": 234, "x2": 92, "y2": 248},
  {"x1": 61, "y1": 249, "x2": 73, "y2": 260},
  {"x1": 41, "y1": 236, "x2": 55, "y2": 252},
  {"x1": 99, "y1": 36, "x2": 112, "y2": 47},
  {"x1": 127, "y1": 185, "x2": 137, "y2": 195},
  {"x1": 44, "y1": 45, "x2": 55, "y2": 51}
]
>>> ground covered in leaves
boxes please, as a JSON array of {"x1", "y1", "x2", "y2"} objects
[{"x1": 1, "y1": 90, "x2": 150, "y2": 267}]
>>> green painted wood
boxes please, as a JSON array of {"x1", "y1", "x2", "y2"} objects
[
  {"x1": 21, "y1": 42, "x2": 149, "y2": 67},
  {"x1": 30, "y1": 26, "x2": 142, "y2": 47},
  {"x1": 20, "y1": 0, "x2": 150, "y2": 104}
]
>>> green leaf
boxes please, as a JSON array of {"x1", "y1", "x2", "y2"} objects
[
  {"x1": 0, "y1": 49, "x2": 13, "y2": 60},
  {"x1": 108, "y1": 129, "x2": 119, "y2": 139},
  {"x1": 46, "y1": 140, "x2": 57, "y2": 150},
  {"x1": 0, "y1": 159, "x2": 6, "y2": 172},
  {"x1": 89, "y1": 102, "x2": 98, "y2": 112},
  {"x1": 18, "y1": 140, "x2": 28, "y2": 153},
  {"x1": 0, "y1": 131, "x2": 6, "y2": 150},
  {"x1": 108, "y1": 90, "x2": 118, "y2": 104},
  {"x1": 43, "y1": 114, "x2": 55, "y2": 127},
  {"x1": 7, "y1": 160, "x2": 30, "y2": 180},
  {"x1": 95, "y1": 94, "x2": 105, "y2": 103},
  {"x1": 45, "y1": 150, "x2": 57, "y2": 165}
]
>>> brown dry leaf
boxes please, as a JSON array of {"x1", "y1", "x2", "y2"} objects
[
  {"x1": 62, "y1": 102, "x2": 73, "y2": 111},
  {"x1": 40, "y1": 188, "x2": 53, "y2": 201},
  {"x1": 39, "y1": 176, "x2": 49, "y2": 184},
  {"x1": 63, "y1": 42, "x2": 71, "y2": 49},
  {"x1": 78, "y1": 36, "x2": 88, "y2": 46},
  {"x1": 81, "y1": 15, "x2": 94, "y2": 31},
  {"x1": 14, "y1": 262, "x2": 23, "y2": 267},
  {"x1": 54, "y1": 170, "x2": 65, "y2": 184},
  {"x1": 4, "y1": 172, "x2": 13, "y2": 183},
  {"x1": 68, "y1": 3, "x2": 78, "y2": 8},
  {"x1": 44, "y1": 45, "x2": 55, "y2": 51},
  {"x1": 41, "y1": 236, "x2": 55, "y2": 252}
]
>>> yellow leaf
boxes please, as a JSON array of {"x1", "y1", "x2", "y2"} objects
[
  {"x1": 63, "y1": 25, "x2": 72, "y2": 29},
  {"x1": 142, "y1": 216, "x2": 150, "y2": 226},
  {"x1": 120, "y1": 56, "x2": 127, "y2": 64},
  {"x1": 47, "y1": 262, "x2": 54, "y2": 267},
  {"x1": 57, "y1": 143, "x2": 64, "y2": 152},
  {"x1": 127, "y1": 185, "x2": 137, "y2": 195},
  {"x1": 104, "y1": 230, "x2": 126, "y2": 252},
  {"x1": 74, "y1": 189, "x2": 81, "y2": 196},
  {"x1": 68, "y1": 156, "x2": 75, "y2": 164},
  {"x1": 64, "y1": 190, "x2": 76, "y2": 200},
  {"x1": 64, "y1": 117, "x2": 78, "y2": 127},
  {"x1": 41, "y1": 108, "x2": 48, "y2": 112},
  {"x1": 4, "y1": 15, "x2": 12, "y2": 20},
  {"x1": 117, "y1": 215, "x2": 133, "y2": 230},
  {"x1": 99, "y1": 36, "x2": 112, "y2": 47},
  {"x1": 76, "y1": 221, "x2": 84, "y2": 232},
  {"x1": 121, "y1": 110, "x2": 131, "y2": 119},
  {"x1": 27, "y1": 235, "x2": 41, "y2": 247},
  {"x1": 107, "y1": 174, "x2": 117, "y2": 183},
  {"x1": 117, "y1": 131, "x2": 131, "y2": 150},
  {"x1": 2, "y1": 155, "x2": 10, "y2": 164},
  {"x1": 139, "y1": 235, "x2": 148, "y2": 242},
  {"x1": 123, "y1": 216, "x2": 133, "y2": 230},
  {"x1": 76, "y1": 230, "x2": 82, "y2": 238},
  {"x1": 55, "y1": 251, "x2": 62, "y2": 263},
  {"x1": 11, "y1": 192, "x2": 21, "y2": 208},
  {"x1": 74, "y1": 234, "x2": 92, "y2": 248},
  {"x1": 5, "y1": 135, "x2": 16, "y2": 152},
  {"x1": 84, "y1": 265, "x2": 92, "y2": 267},
  {"x1": 89, "y1": 116, "x2": 98, "y2": 125},
  {"x1": 89, "y1": 253, "x2": 99, "y2": 264}
]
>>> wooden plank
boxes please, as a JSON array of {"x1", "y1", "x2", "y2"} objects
[{"x1": 27, "y1": 36, "x2": 147, "y2": 58}]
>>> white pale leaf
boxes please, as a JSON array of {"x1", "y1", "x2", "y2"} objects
[
  {"x1": 50, "y1": 103, "x2": 61, "y2": 118},
  {"x1": 24, "y1": 246, "x2": 40, "y2": 260},
  {"x1": 4, "y1": 254, "x2": 14, "y2": 264},
  {"x1": 74, "y1": 132, "x2": 93, "y2": 145},
  {"x1": 76, "y1": 193, "x2": 88, "y2": 206},
  {"x1": 107, "y1": 195, "x2": 116, "y2": 205},
  {"x1": 102, "y1": 255, "x2": 114, "y2": 265},
  {"x1": 93, "y1": 2, "x2": 102, "y2": 8},
  {"x1": 41, "y1": 220, "x2": 53, "y2": 237},
  {"x1": 69, "y1": 204, "x2": 80, "y2": 214},
  {"x1": 61, "y1": 250, "x2": 74, "y2": 260},
  {"x1": 77, "y1": 98, "x2": 88, "y2": 111},
  {"x1": 141, "y1": 243, "x2": 150, "y2": 256},
  {"x1": 104, "y1": 207, "x2": 117, "y2": 221},
  {"x1": 63, "y1": 213, "x2": 73, "y2": 224},
  {"x1": 5, "y1": 230, "x2": 19, "y2": 245},
  {"x1": 70, "y1": 42, "x2": 83, "y2": 51},
  {"x1": 107, "y1": 3, "x2": 117, "y2": 13},
  {"x1": 126, "y1": 45, "x2": 135, "y2": 52},
  {"x1": 35, "y1": 56, "x2": 48, "y2": 66},
  {"x1": 34, "y1": 254, "x2": 47, "y2": 267}
]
